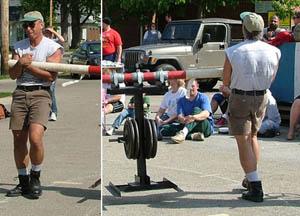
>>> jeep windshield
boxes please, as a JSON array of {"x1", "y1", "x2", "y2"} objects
[{"x1": 161, "y1": 22, "x2": 200, "y2": 42}]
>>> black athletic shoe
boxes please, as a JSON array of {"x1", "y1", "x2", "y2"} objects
[
  {"x1": 242, "y1": 181, "x2": 264, "y2": 202},
  {"x1": 6, "y1": 175, "x2": 30, "y2": 197}
]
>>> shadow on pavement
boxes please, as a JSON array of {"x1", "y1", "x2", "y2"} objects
[
  {"x1": 103, "y1": 190, "x2": 300, "y2": 209},
  {"x1": 0, "y1": 183, "x2": 101, "y2": 203}
]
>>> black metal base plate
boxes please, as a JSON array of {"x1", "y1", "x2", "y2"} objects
[{"x1": 106, "y1": 177, "x2": 183, "y2": 197}]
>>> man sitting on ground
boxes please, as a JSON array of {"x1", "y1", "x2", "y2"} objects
[
  {"x1": 170, "y1": 79, "x2": 214, "y2": 143},
  {"x1": 211, "y1": 84, "x2": 231, "y2": 127}
]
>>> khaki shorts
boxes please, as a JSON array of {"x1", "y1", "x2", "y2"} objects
[
  {"x1": 9, "y1": 89, "x2": 51, "y2": 130},
  {"x1": 228, "y1": 93, "x2": 268, "y2": 135}
]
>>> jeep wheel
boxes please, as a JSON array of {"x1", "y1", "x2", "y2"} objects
[{"x1": 197, "y1": 78, "x2": 218, "y2": 91}]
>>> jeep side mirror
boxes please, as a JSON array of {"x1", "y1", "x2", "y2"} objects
[
  {"x1": 198, "y1": 33, "x2": 211, "y2": 49},
  {"x1": 202, "y1": 33, "x2": 211, "y2": 44}
]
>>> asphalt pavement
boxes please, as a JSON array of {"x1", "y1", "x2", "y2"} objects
[
  {"x1": 0, "y1": 78, "x2": 101, "y2": 216},
  {"x1": 102, "y1": 83, "x2": 300, "y2": 216}
]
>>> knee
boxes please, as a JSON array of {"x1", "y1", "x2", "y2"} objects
[
  {"x1": 29, "y1": 133, "x2": 43, "y2": 147},
  {"x1": 192, "y1": 107, "x2": 202, "y2": 115}
]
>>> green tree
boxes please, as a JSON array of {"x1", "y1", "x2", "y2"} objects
[
  {"x1": 21, "y1": 0, "x2": 100, "y2": 48},
  {"x1": 272, "y1": 0, "x2": 300, "y2": 19},
  {"x1": 104, "y1": 0, "x2": 241, "y2": 25},
  {"x1": 21, "y1": 0, "x2": 59, "y2": 26},
  {"x1": 70, "y1": 0, "x2": 100, "y2": 48}
]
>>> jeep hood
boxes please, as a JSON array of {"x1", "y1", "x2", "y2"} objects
[{"x1": 125, "y1": 43, "x2": 192, "y2": 55}]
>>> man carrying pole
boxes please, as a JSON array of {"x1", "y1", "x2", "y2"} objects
[{"x1": 6, "y1": 11, "x2": 63, "y2": 199}]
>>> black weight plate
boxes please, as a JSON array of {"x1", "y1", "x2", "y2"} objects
[
  {"x1": 149, "y1": 119, "x2": 158, "y2": 158},
  {"x1": 123, "y1": 119, "x2": 135, "y2": 159},
  {"x1": 131, "y1": 119, "x2": 140, "y2": 159},
  {"x1": 144, "y1": 119, "x2": 153, "y2": 159}
]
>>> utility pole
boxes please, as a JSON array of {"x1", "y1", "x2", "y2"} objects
[
  {"x1": 50, "y1": 0, "x2": 53, "y2": 26},
  {"x1": 1, "y1": 0, "x2": 9, "y2": 75}
]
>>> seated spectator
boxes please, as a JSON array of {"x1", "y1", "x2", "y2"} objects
[
  {"x1": 155, "y1": 79, "x2": 186, "y2": 140},
  {"x1": 102, "y1": 68, "x2": 126, "y2": 114},
  {"x1": 287, "y1": 96, "x2": 300, "y2": 140},
  {"x1": 169, "y1": 79, "x2": 214, "y2": 144},
  {"x1": 211, "y1": 84, "x2": 231, "y2": 127},
  {"x1": 214, "y1": 87, "x2": 280, "y2": 137},
  {"x1": 143, "y1": 23, "x2": 161, "y2": 45},
  {"x1": 257, "y1": 90, "x2": 281, "y2": 138},
  {"x1": 106, "y1": 94, "x2": 150, "y2": 136}
]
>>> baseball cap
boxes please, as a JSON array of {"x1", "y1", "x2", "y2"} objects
[
  {"x1": 20, "y1": 11, "x2": 44, "y2": 22},
  {"x1": 240, "y1": 11, "x2": 264, "y2": 32},
  {"x1": 103, "y1": 17, "x2": 112, "y2": 25}
]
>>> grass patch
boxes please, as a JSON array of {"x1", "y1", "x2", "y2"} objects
[
  {"x1": 0, "y1": 75, "x2": 10, "y2": 80},
  {"x1": 0, "y1": 92, "x2": 12, "y2": 98}
]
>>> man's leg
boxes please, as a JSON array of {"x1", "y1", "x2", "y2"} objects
[
  {"x1": 185, "y1": 107, "x2": 212, "y2": 139},
  {"x1": 160, "y1": 123, "x2": 183, "y2": 137},
  {"x1": 235, "y1": 134, "x2": 263, "y2": 202},
  {"x1": 112, "y1": 108, "x2": 131, "y2": 129},
  {"x1": 235, "y1": 135, "x2": 257, "y2": 172},
  {"x1": 287, "y1": 99, "x2": 300, "y2": 139},
  {"x1": 49, "y1": 81, "x2": 57, "y2": 120},
  {"x1": 249, "y1": 135, "x2": 259, "y2": 162},
  {"x1": 28, "y1": 123, "x2": 45, "y2": 198},
  {"x1": 6, "y1": 130, "x2": 30, "y2": 197}
]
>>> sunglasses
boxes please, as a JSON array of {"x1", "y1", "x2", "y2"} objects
[
  {"x1": 293, "y1": 16, "x2": 300, "y2": 19},
  {"x1": 22, "y1": 21, "x2": 36, "y2": 29}
]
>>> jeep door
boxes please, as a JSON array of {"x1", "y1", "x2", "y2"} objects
[{"x1": 195, "y1": 23, "x2": 228, "y2": 76}]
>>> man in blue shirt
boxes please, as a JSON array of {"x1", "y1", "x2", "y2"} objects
[{"x1": 171, "y1": 79, "x2": 214, "y2": 143}]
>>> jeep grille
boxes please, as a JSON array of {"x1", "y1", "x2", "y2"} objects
[{"x1": 124, "y1": 51, "x2": 145, "y2": 70}]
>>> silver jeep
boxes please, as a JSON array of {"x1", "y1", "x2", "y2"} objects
[{"x1": 122, "y1": 18, "x2": 242, "y2": 90}]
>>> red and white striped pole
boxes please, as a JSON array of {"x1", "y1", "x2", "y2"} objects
[
  {"x1": 102, "y1": 67, "x2": 223, "y2": 85},
  {"x1": 8, "y1": 60, "x2": 101, "y2": 75}
]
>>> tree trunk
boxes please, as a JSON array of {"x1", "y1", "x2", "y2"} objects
[
  {"x1": 70, "y1": 1, "x2": 81, "y2": 48},
  {"x1": 1, "y1": 0, "x2": 9, "y2": 75},
  {"x1": 60, "y1": 0, "x2": 70, "y2": 50}
]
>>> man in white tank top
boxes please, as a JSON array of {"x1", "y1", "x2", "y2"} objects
[
  {"x1": 222, "y1": 12, "x2": 281, "y2": 203},
  {"x1": 7, "y1": 11, "x2": 63, "y2": 199}
]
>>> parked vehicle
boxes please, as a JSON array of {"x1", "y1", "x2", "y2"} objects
[
  {"x1": 122, "y1": 18, "x2": 243, "y2": 90},
  {"x1": 69, "y1": 41, "x2": 101, "y2": 78}
]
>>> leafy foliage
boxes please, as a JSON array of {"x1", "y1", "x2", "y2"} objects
[
  {"x1": 105, "y1": 0, "x2": 241, "y2": 24},
  {"x1": 272, "y1": 0, "x2": 300, "y2": 19}
]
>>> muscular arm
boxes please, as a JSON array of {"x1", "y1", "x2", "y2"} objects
[
  {"x1": 115, "y1": 45, "x2": 122, "y2": 63},
  {"x1": 107, "y1": 94, "x2": 122, "y2": 103},
  {"x1": 26, "y1": 49, "x2": 62, "y2": 81},
  {"x1": 8, "y1": 52, "x2": 23, "y2": 80},
  {"x1": 222, "y1": 55, "x2": 232, "y2": 87},
  {"x1": 192, "y1": 110, "x2": 210, "y2": 121}
]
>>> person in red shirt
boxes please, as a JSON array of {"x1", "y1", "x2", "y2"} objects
[{"x1": 102, "y1": 17, "x2": 123, "y2": 62}]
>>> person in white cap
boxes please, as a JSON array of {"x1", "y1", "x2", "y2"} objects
[
  {"x1": 7, "y1": 11, "x2": 63, "y2": 199},
  {"x1": 221, "y1": 12, "x2": 281, "y2": 202}
]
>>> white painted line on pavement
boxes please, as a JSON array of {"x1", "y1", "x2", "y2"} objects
[
  {"x1": 105, "y1": 159, "x2": 239, "y2": 183},
  {"x1": 52, "y1": 181, "x2": 83, "y2": 185},
  {"x1": 208, "y1": 214, "x2": 229, "y2": 216}
]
